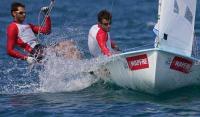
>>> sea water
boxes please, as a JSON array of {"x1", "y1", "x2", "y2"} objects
[{"x1": 1, "y1": 0, "x2": 200, "y2": 116}]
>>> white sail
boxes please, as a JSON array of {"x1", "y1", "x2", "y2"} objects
[
  {"x1": 98, "y1": 0, "x2": 200, "y2": 95},
  {"x1": 157, "y1": 0, "x2": 196, "y2": 56}
]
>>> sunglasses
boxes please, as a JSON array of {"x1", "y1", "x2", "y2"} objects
[
  {"x1": 101, "y1": 21, "x2": 112, "y2": 26},
  {"x1": 15, "y1": 11, "x2": 26, "y2": 15}
]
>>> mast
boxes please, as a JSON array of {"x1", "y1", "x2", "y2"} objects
[{"x1": 154, "y1": 0, "x2": 162, "y2": 48}]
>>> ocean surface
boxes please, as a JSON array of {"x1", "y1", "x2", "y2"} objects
[{"x1": 1, "y1": 0, "x2": 200, "y2": 116}]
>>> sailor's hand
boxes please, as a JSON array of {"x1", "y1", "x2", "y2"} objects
[
  {"x1": 26, "y1": 56, "x2": 37, "y2": 64},
  {"x1": 41, "y1": 6, "x2": 49, "y2": 15},
  {"x1": 113, "y1": 45, "x2": 121, "y2": 52},
  {"x1": 103, "y1": 51, "x2": 112, "y2": 57}
]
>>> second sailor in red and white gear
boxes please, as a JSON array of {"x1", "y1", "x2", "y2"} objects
[{"x1": 88, "y1": 10, "x2": 120, "y2": 57}]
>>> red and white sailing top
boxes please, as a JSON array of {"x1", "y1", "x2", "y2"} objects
[
  {"x1": 88, "y1": 24, "x2": 116, "y2": 57},
  {"x1": 6, "y1": 16, "x2": 51, "y2": 60}
]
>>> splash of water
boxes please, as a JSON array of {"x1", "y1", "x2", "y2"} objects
[
  {"x1": 0, "y1": 22, "x2": 112, "y2": 94},
  {"x1": 0, "y1": 59, "x2": 40, "y2": 94},
  {"x1": 0, "y1": 49, "x2": 111, "y2": 94},
  {"x1": 37, "y1": 48, "x2": 110, "y2": 93}
]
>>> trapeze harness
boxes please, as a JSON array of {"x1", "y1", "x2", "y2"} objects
[
  {"x1": 7, "y1": 17, "x2": 51, "y2": 60},
  {"x1": 88, "y1": 24, "x2": 114, "y2": 57}
]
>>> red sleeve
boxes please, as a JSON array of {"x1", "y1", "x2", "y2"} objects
[
  {"x1": 30, "y1": 16, "x2": 51, "y2": 34},
  {"x1": 7, "y1": 23, "x2": 27, "y2": 60},
  {"x1": 96, "y1": 30, "x2": 112, "y2": 56}
]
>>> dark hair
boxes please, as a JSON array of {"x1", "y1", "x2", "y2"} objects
[
  {"x1": 11, "y1": 2, "x2": 25, "y2": 17},
  {"x1": 97, "y1": 9, "x2": 112, "y2": 23}
]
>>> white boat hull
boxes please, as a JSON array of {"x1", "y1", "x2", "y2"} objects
[{"x1": 101, "y1": 48, "x2": 200, "y2": 94}]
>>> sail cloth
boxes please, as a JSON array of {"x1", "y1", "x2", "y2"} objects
[{"x1": 155, "y1": 0, "x2": 197, "y2": 56}]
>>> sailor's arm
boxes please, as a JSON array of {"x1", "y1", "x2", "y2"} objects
[
  {"x1": 96, "y1": 31, "x2": 112, "y2": 56},
  {"x1": 30, "y1": 16, "x2": 51, "y2": 34},
  {"x1": 7, "y1": 24, "x2": 27, "y2": 60}
]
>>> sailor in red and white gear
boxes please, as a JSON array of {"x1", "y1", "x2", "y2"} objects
[
  {"x1": 88, "y1": 10, "x2": 120, "y2": 57},
  {"x1": 6, "y1": 2, "x2": 51, "y2": 63}
]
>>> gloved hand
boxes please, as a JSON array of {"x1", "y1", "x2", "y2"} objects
[
  {"x1": 26, "y1": 56, "x2": 37, "y2": 64},
  {"x1": 41, "y1": 6, "x2": 49, "y2": 15}
]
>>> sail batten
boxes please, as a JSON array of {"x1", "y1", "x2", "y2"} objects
[{"x1": 156, "y1": 0, "x2": 197, "y2": 56}]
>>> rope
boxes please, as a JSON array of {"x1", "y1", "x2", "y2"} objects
[
  {"x1": 29, "y1": 0, "x2": 55, "y2": 62},
  {"x1": 37, "y1": 0, "x2": 55, "y2": 43}
]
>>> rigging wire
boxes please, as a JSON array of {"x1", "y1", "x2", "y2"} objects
[{"x1": 110, "y1": 0, "x2": 115, "y2": 13}]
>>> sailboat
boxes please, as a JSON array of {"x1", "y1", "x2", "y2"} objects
[{"x1": 99, "y1": 0, "x2": 200, "y2": 94}]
